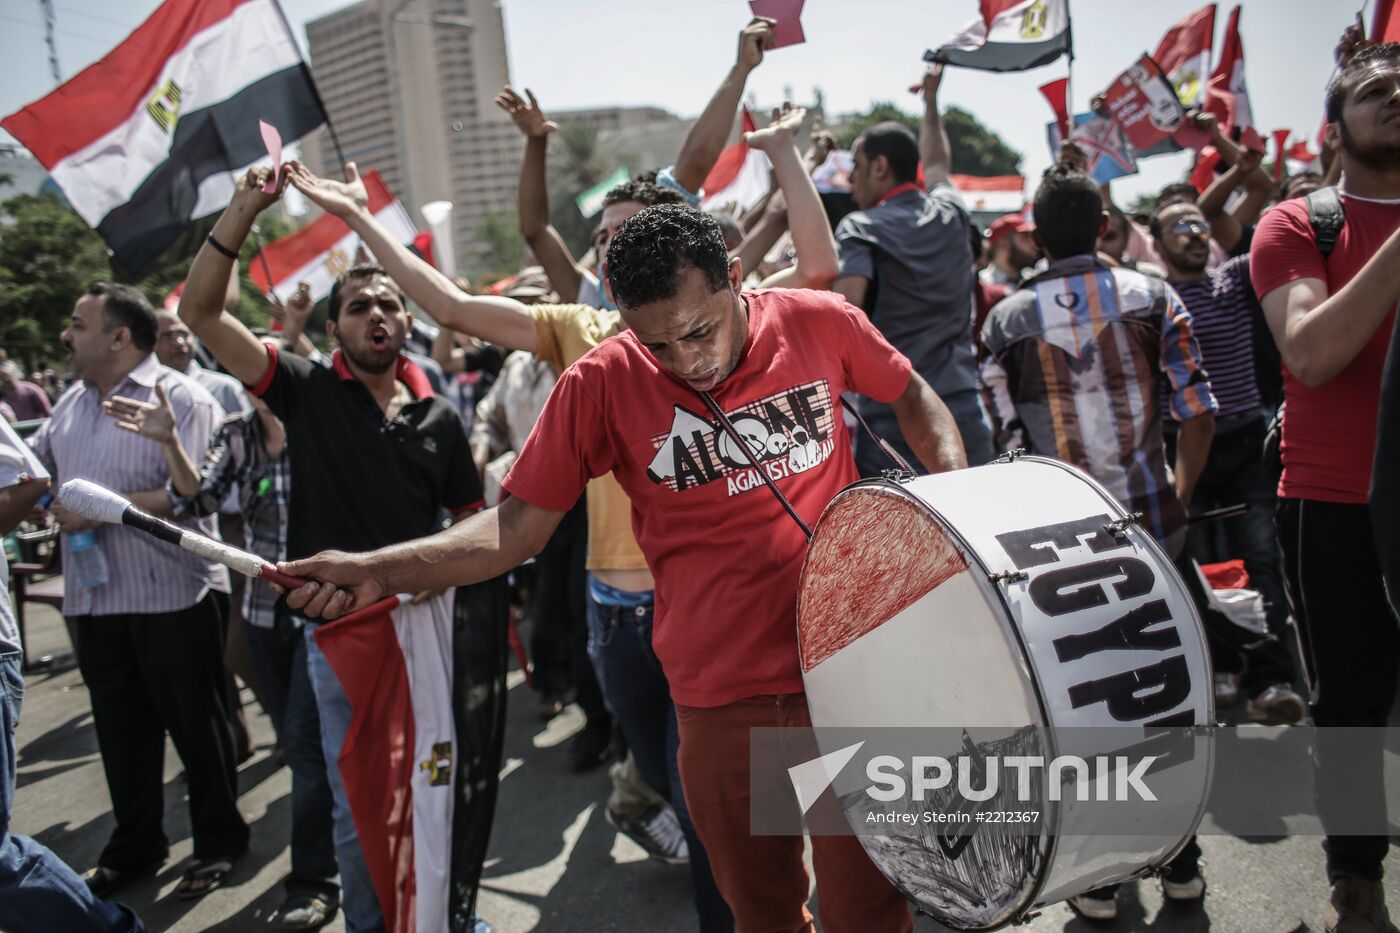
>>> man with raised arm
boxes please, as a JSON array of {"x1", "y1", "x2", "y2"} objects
[
  {"x1": 279, "y1": 201, "x2": 964, "y2": 932},
  {"x1": 177, "y1": 170, "x2": 484, "y2": 933},
  {"x1": 284, "y1": 100, "x2": 834, "y2": 933},
  {"x1": 1252, "y1": 40, "x2": 1400, "y2": 933},
  {"x1": 833, "y1": 64, "x2": 994, "y2": 473}
]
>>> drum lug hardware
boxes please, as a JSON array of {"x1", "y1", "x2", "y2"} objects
[
  {"x1": 992, "y1": 447, "x2": 1027, "y2": 463},
  {"x1": 1011, "y1": 911, "x2": 1042, "y2": 925},
  {"x1": 880, "y1": 468, "x2": 913, "y2": 484},
  {"x1": 987, "y1": 570, "x2": 1029, "y2": 586},
  {"x1": 1102, "y1": 512, "x2": 1144, "y2": 538}
]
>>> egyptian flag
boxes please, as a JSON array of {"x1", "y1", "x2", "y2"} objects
[
  {"x1": 1153, "y1": 4, "x2": 1216, "y2": 108},
  {"x1": 950, "y1": 174, "x2": 1026, "y2": 213},
  {"x1": 926, "y1": 0, "x2": 1071, "y2": 73},
  {"x1": 248, "y1": 169, "x2": 416, "y2": 304},
  {"x1": 0, "y1": 0, "x2": 327, "y2": 276},
  {"x1": 700, "y1": 108, "x2": 772, "y2": 217},
  {"x1": 313, "y1": 580, "x2": 511, "y2": 933},
  {"x1": 1375, "y1": 0, "x2": 1400, "y2": 43},
  {"x1": 1205, "y1": 5, "x2": 1252, "y2": 132}
]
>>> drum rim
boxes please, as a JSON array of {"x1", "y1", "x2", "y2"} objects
[{"x1": 801, "y1": 456, "x2": 1217, "y2": 927}]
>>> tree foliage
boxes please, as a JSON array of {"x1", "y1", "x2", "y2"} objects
[
  {"x1": 836, "y1": 102, "x2": 1022, "y2": 177},
  {"x1": 0, "y1": 192, "x2": 300, "y2": 368},
  {"x1": 475, "y1": 210, "x2": 527, "y2": 281},
  {"x1": 547, "y1": 122, "x2": 620, "y2": 260}
]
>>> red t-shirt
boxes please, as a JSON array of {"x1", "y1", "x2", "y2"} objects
[
  {"x1": 502, "y1": 288, "x2": 912, "y2": 707},
  {"x1": 1251, "y1": 194, "x2": 1400, "y2": 503}
]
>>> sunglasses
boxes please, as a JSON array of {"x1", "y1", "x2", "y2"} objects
[{"x1": 1171, "y1": 218, "x2": 1210, "y2": 237}]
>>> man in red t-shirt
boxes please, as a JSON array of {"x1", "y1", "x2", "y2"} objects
[
  {"x1": 1251, "y1": 41, "x2": 1400, "y2": 932},
  {"x1": 282, "y1": 204, "x2": 967, "y2": 931}
]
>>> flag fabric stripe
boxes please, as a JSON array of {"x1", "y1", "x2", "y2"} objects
[
  {"x1": 1206, "y1": 5, "x2": 1251, "y2": 133},
  {"x1": 1374, "y1": 0, "x2": 1400, "y2": 44},
  {"x1": 700, "y1": 109, "x2": 771, "y2": 216},
  {"x1": 95, "y1": 65, "x2": 324, "y2": 273},
  {"x1": 930, "y1": 33, "x2": 1071, "y2": 71},
  {"x1": 0, "y1": 0, "x2": 250, "y2": 166}
]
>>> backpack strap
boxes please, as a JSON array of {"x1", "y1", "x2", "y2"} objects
[{"x1": 1306, "y1": 186, "x2": 1346, "y2": 258}]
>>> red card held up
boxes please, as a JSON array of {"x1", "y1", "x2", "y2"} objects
[{"x1": 749, "y1": 0, "x2": 805, "y2": 49}]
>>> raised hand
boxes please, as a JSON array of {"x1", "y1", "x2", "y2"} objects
[
  {"x1": 231, "y1": 165, "x2": 287, "y2": 215},
  {"x1": 278, "y1": 549, "x2": 385, "y2": 620},
  {"x1": 744, "y1": 103, "x2": 807, "y2": 153},
  {"x1": 1057, "y1": 138, "x2": 1090, "y2": 173},
  {"x1": 1336, "y1": 19, "x2": 1368, "y2": 68},
  {"x1": 910, "y1": 62, "x2": 945, "y2": 98},
  {"x1": 1237, "y1": 147, "x2": 1264, "y2": 174},
  {"x1": 286, "y1": 160, "x2": 368, "y2": 218},
  {"x1": 738, "y1": 17, "x2": 776, "y2": 73},
  {"x1": 494, "y1": 86, "x2": 558, "y2": 138},
  {"x1": 1189, "y1": 109, "x2": 1220, "y2": 139},
  {"x1": 103, "y1": 384, "x2": 178, "y2": 446}
]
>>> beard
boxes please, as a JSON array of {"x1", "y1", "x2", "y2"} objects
[
  {"x1": 339, "y1": 335, "x2": 402, "y2": 374},
  {"x1": 1338, "y1": 114, "x2": 1400, "y2": 169}
]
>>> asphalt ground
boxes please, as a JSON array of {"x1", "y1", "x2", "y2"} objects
[{"x1": 12, "y1": 600, "x2": 1400, "y2": 932}]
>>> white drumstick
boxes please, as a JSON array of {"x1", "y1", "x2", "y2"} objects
[{"x1": 58, "y1": 478, "x2": 309, "y2": 589}]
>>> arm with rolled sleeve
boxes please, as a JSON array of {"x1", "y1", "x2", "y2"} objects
[
  {"x1": 1157, "y1": 287, "x2": 1217, "y2": 505},
  {"x1": 127, "y1": 380, "x2": 223, "y2": 518}
]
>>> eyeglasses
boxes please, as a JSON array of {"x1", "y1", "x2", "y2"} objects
[
  {"x1": 157, "y1": 331, "x2": 193, "y2": 343},
  {"x1": 1171, "y1": 218, "x2": 1210, "y2": 237}
]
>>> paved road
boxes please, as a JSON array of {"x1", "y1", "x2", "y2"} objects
[{"x1": 12, "y1": 601, "x2": 1400, "y2": 932}]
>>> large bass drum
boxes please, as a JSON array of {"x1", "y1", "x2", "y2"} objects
[{"x1": 796, "y1": 456, "x2": 1213, "y2": 929}]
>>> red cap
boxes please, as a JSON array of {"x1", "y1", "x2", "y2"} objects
[{"x1": 986, "y1": 212, "x2": 1033, "y2": 247}]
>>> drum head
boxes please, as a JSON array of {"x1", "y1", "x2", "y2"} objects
[{"x1": 798, "y1": 482, "x2": 1049, "y2": 929}]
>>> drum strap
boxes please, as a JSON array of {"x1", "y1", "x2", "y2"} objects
[{"x1": 695, "y1": 390, "x2": 916, "y2": 542}]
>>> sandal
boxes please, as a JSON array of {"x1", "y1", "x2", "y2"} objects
[
  {"x1": 268, "y1": 894, "x2": 338, "y2": 930},
  {"x1": 173, "y1": 855, "x2": 238, "y2": 899},
  {"x1": 83, "y1": 857, "x2": 163, "y2": 898}
]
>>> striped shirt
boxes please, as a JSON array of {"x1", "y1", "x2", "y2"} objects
[
  {"x1": 1166, "y1": 255, "x2": 1262, "y2": 418},
  {"x1": 28, "y1": 353, "x2": 230, "y2": 616},
  {"x1": 169, "y1": 410, "x2": 288, "y2": 629},
  {"x1": 980, "y1": 255, "x2": 1218, "y2": 552}
]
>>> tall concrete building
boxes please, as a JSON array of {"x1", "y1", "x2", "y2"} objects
[{"x1": 302, "y1": 0, "x2": 522, "y2": 275}]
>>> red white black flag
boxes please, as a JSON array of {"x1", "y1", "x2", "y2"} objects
[
  {"x1": 1, "y1": 0, "x2": 326, "y2": 275},
  {"x1": 927, "y1": 0, "x2": 1072, "y2": 73}
]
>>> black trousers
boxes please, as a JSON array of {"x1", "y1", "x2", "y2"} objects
[
  {"x1": 1278, "y1": 498, "x2": 1400, "y2": 881},
  {"x1": 530, "y1": 499, "x2": 607, "y2": 722},
  {"x1": 75, "y1": 593, "x2": 249, "y2": 869}
]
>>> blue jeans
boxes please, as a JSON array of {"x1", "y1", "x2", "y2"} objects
[
  {"x1": 0, "y1": 655, "x2": 144, "y2": 932},
  {"x1": 586, "y1": 596, "x2": 734, "y2": 933},
  {"x1": 304, "y1": 624, "x2": 384, "y2": 933},
  {"x1": 855, "y1": 388, "x2": 996, "y2": 479},
  {"x1": 246, "y1": 616, "x2": 339, "y2": 903}
]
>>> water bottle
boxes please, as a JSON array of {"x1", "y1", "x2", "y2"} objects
[{"x1": 66, "y1": 529, "x2": 109, "y2": 589}]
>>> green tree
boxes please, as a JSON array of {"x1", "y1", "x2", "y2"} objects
[
  {"x1": 0, "y1": 192, "x2": 303, "y2": 366},
  {"x1": 835, "y1": 103, "x2": 1022, "y2": 177},
  {"x1": 547, "y1": 122, "x2": 623, "y2": 259},
  {"x1": 475, "y1": 210, "x2": 527, "y2": 280}
]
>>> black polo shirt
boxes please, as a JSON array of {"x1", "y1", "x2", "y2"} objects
[{"x1": 249, "y1": 346, "x2": 483, "y2": 561}]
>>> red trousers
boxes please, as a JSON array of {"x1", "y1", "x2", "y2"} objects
[{"x1": 675, "y1": 693, "x2": 913, "y2": 933}]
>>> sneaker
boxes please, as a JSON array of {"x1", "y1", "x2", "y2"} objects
[
  {"x1": 470, "y1": 916, "x2": 492, "y2": 933},
  {"x1": 606, "y1": 804, "x2": 690, "y2": 865},
  {"x1": 1067, "y1": 891, "x2": 1117, "y2": 921},
  {"x1": 1246, "y1": 684, "x2": 1308, "y2": 725},
  {"x1": 1162, "y1": 873, "x2": 1206, "y2": 901},
  {"x1": 536, "y1": 691, "x2": 566, "y2": 721},
  {"x1": 1214, "y1": 672, "x2": 1241, "y2": 707},
  {"x1": 569, "y1": 718, "x2": 614, "y2": 772},
  {"x1": 268, "y1": 894, "x2": 338, "y2": 930},
  {"x1": 1329, "y1": 873, "x2": 1400, "y2": 932}
]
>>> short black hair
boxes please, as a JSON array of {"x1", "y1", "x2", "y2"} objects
[
  {"x1": 710, "y1": 212, "x2": 744, "y2": 250},
  {"x1": 855, "y1": 121, "x2": 920, "y2": 185},
  {"x1": 1148, "y1": 200, "x2": 1203, "y2": 240},
  {"x1": 1326, "y1": 43, "x2": 1400, "y2": 122},
  {"x1": 1155, "y1": 182, "x2": 1199, "y2": 209},
  {"x1": 601, "y1": 180, "x2": 687, "y2": 210},
  {"x1": 86, "y1": 282, "x2": 156, "y2": 352},
  {"x1": 1281, "y1": 170, "x2": 1323, "y2": 200},
  {"x1": 328, "y1": 264, "x2": 403, "y2": 321},
  {"x1": 1031, "y1": 165, "x2": 1103, "y2": 260},
  {"x1": 605, "y1": 204, "x2": 731, "y2": 311}
]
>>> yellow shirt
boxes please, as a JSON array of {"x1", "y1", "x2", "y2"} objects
[{"x1": 531, "y1": 304, "x2": 648, "y2": 572}]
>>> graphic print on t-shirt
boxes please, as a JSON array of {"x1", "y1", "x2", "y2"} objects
[{"x1": 646, "y1": 379, "x2": 839, "y2": 496}]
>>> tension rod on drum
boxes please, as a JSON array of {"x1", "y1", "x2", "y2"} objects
[
  {"x1": 1102, "y1": 512, "x2": 1143, "y2": 537},
  {"x1": 987, "y1": 569, "x2": 1029, "y2": 585}
]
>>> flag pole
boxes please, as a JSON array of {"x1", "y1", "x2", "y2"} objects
[
  {"x1": 250, "y1": 225, "x2": 277, "y2": 298},
  {"x1": 268, "y1": 0, "x2": 348, "y2": 167}
]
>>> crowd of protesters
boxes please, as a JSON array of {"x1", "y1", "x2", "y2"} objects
[{"x1": 1, "y1": 14, "x2": 1397, "y2": 933}]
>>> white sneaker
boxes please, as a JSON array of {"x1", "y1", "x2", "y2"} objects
[
  {"x1": 1214, "y1": 672, "x2": 1241, "y2": 707},
  {"x1": 1068, "y1": 892, "x2": 1118, "y2": 920},
  {"x1": 1163, "y1": 874, "x2": 1206, "y2": 900},
  {"x1": 606, "y1": 805, "x2": 689, "y2": 865}
]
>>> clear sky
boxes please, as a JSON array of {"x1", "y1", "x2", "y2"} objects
[{"x1": 0, "y1": 0, "x2": 1365, "y2": 205}]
